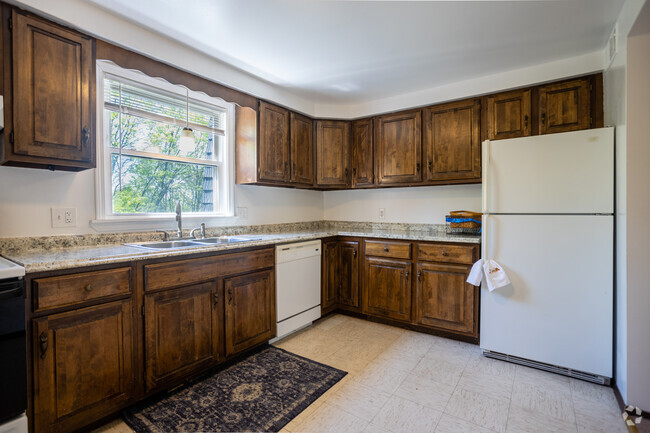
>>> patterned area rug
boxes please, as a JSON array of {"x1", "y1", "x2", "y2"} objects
[{"x1": 123, "y1": 346, "x2": 346, "y2": 432}]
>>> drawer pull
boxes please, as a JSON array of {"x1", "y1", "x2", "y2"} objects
[
  {"x1": 213, "y1": 292, "x2": 219, "y2": 307},
  {"x1": 84, "y1": 284, "x2": 93, "y2": 292},
  {"x1": 417, "y1": 270, "x2": 422, "y2": 281},
  {"x1": 441, "y1": 251, "x2": 448, "y2": 257},
  {"x1": 40, "y1": 332, "x2": 48, "y2": 359},
  {"x1": 383, "y1": 247, "x2": 389, "y2": 252},
  {"x1": 228, "y1": 288, "x2": 233, "y2": 305}
]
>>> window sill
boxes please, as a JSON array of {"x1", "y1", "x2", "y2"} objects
[{"x1": 90, "y1": 214, "x2": 239, "y2": 233}]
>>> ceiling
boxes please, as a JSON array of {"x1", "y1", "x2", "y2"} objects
[{"x1": 88, "y1": 0, "x2": 625, "y2": 104}]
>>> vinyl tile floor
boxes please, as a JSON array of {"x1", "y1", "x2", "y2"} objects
[{"x1": 93, "y1": 314, "x2": 631, "y2": 433}]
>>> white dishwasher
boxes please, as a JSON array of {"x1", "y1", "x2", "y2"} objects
[{"x1": 274, "y1": 240, "x2": 321, "y2": 340}]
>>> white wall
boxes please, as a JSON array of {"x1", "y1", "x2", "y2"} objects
[
  {"x1": 0, "y1": 166, "x2": 324, "y2": 237},
  {"x1": 625, "y1": 9, "x2": 650, "y2": 410},
  {"x1": 323, "y1": 185, "x2": 482, "y2": 224}
]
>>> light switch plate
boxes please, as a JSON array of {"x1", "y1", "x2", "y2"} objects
[{"x1": 52, "y1": 207, "x2": 77, "y2": 227}]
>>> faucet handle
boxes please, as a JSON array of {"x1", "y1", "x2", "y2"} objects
[
  {"x1": 155, "y1": 229, "x2": 170, "y2": 241},
  {"x1": 191, "y1": 223, "x2": 207, "y2": 239}
]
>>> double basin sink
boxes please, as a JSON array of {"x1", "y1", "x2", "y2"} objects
[{"x1": 126, "y1": 236, "x2": 262, "y2": 251}]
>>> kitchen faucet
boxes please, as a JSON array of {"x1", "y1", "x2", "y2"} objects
[{"x1": 175, "y1": 201, "x2": 182, "y2": 238}]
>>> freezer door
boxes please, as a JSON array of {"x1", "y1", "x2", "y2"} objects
[
  {"x1": 483, "y1": 127, "x2": 614, "y2": 214},
  {"x1": 480, "y1": 214, "x2": 613, "y2": 377}
]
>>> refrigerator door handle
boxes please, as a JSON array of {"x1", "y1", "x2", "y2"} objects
[{"x1": 483, "y1": 139, "x2": 491, "y2": 214}]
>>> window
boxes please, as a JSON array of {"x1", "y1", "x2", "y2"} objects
[{"x1": 96, "y1": 61, "x2": 234, "y2": 222}]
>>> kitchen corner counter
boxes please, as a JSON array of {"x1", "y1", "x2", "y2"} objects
[{"x1": 0, "y1": 222, "x2": 480, "y2": 273}]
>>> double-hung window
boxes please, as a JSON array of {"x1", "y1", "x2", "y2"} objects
[{"x1": 96, "y1": 61, "x2": 234, "y2": 223}]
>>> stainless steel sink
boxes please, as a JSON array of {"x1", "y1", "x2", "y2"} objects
[
  {"x1": 126, "y1": 240, "x2": 204, "y2": 250},
  {"x1": 192, "y1": 236, "x2": 261, "y2": 244}
]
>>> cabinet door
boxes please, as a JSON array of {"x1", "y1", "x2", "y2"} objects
[
  {"x1": 224, "y1": 270, "x2": 275, "y2": 357},
  {"x1": 487, "y1": 89, "x2": 531, "y2": 140},
  {"x1": 339, "y1": 241, "x2": 359, "y2": 308},
  {"x1": 316, "y1": 120, "x2": 351, "y2": 187},
  {"x1": 364, "y1": 258, "x2": 411, "y2": 322},
  {"x1": 259, "y1": 101, "x2": 290, "y2": 182},
  {"x1": 32, "y1": 300, "x2": 133, "y2": 433},
  {"x1": 290, "y1": 112, "x2": 314, "y2": 185},
  {"x1": 539, "y1": 79, "x2": 591, "y2": 134},
  {"x1": 351, "y1": 119, "x2": 374, "y2": 187},
  {"x1": 321, "y1": 241, "x2": 339, "y2": 311},
  {"x1": 12, "y1": 11, "x2": 94, "y2": 167},
  {"x1": 144, "y1": 282, "x2": 221, "y2": 391},
  {"x1": 375, "y1": 110, "x2": 422, "y2": 185},
  {"x1": 424, "y1": 99, "x2": 481, "y2": 182},
  {"x1": 414, "y1": 263, "x2": 477, "y2": 336}
]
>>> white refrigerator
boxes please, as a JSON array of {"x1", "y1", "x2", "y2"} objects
[{"x1": 480, "y1": 127, "x2": 614, "y2": 382}]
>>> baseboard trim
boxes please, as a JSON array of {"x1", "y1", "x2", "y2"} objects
[{"x1": 613, "y1": 384, "x2": 650, "y2": 419}]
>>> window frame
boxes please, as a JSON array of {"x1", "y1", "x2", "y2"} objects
[{"x1": 94, "y1": 60, "x2": 235, "y2": 228}]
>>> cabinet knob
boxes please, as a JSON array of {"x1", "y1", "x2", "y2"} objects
[
  {"x1": 441, "y1": 251, "x2": 448, "y2": 257},
  {"x1": 39, "y1": 332, "x2": 48, "y2": 359},
  {"x1": 352, "y1": 167, "x2": 357, "y2": 177},
  {"x1": 84, "y1": 284, "x2": 93, "y2": 292},
  {"x1": 417, "y1": 270, "x2": 422, "y2": 281},
  {"x1": 404, "y1": 269, "x2": 409, "y2": 279},
  {"x1": 541, "y1": 113, "x2": 546, "y2": 127},
  {"x1": 524, "y1": 115, "x2": 529, "y2": 128},
  {"x1": 428, "y1": 160, "x2": 432, "y2": 172},
  {"x1": 353, "y1": 249, "x2": 357, "y2": 258},
  {"x1": 82, "y1": 126, "x2": 90, "y2": 145},
  {"x1": 213, "y1": 292, "x2": 219, "y2": 307},
  {"x1": 416, "y1": 162, "x2": 421, "y2": 173},
  {"x1": 383, "y1": 247, "x2": 389, "y2": 252}
]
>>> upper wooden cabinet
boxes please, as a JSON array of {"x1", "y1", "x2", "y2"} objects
[
  {"x1": 351, "y1": 119, "x2": 374, "y2": 187},
  {"x1": 258, "y1": 101, "x2": 291, "y2": 182},
  {"x1": 290, "y1": 112, "x2": 314, "y2": 185},
  {"x1": 424, "y1": 99, "x2": 481, "y2": 183},
  {"x1": 375, "y1": 110, "x2": 422, "y2": 185},
  {"x1": 316, "y1": 120, "x2": 351, "y2": 187},
  {"x1": 539, "y1": 78, "x2": 591, "y2": 134},
  {"x1": 2, "y1": 10, "x2": 95, "y2": 171},
  {"x1": 487, "y1": 89, "x2": 532, "y2": 140}
]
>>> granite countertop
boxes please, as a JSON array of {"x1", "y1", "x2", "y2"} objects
[{"x1": 0, "y1": 221, "x2": 480, "y2": 273}]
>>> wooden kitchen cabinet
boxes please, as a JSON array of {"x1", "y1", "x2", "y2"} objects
[
  {"x1": 363, "y1": 257, "x2": 412, "y2": 322},
  {"x1": 351, "y1": 118, "x2": 374, "y2": 187},
  {"x1": 290, "y1": 112, "x2": 314, "y2": 185},
  {"x1": 2, "y1": 9, "x2": 95, "y2": 171},
  {"x1": 322, "y1": 240, "x2": 340, "y2": 313},
  {"x1": 258, "y1": 101, "x2": 291, "y2": 182},
  {"x1": 144, "y1": 282, "x2": 221, "y2": 391},
  {"x1": 487, "y1": 89, "x2": 532, "y2": 140},
  {"x1": 316, "y1": 120, "x2": 351, "y2": 187},
  {"x1": 224, "y1": 270, "x2": 275, "y2": 357},
  {"x1": 423, "y1": 99, "x2": 481, "y2": 183},
  {"x1": 32, "y1": 300, "x2": 134, "y2": 433},
  {"x1": 375, "y1": 110, "x2": 422, "y2": 185},
  {"x1": 414, "y1": 263, "x2": 477, "y2": 336},
  {"x1": 539, "y1": 78, "x2": 591, "y2": 134},
  {"x1": 338, "y1": 241, "x2": 360, "y2": 309}
]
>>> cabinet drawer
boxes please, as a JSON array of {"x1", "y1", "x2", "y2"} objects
[
  {"x1": 365, "y1": 240, "x2": 412, "y2": 259},
  {"x1": 417, "y1": 243, "x2": 477, "y2": 265},
  {"x1": 145, "y1": 248, "x2": 274, "y2": 292},
  {"x1": 33, "y1": 267, "x2": 131, "y2": 312}
]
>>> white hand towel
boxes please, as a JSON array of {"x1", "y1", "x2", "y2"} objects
[
  {"x1": 483, "y1": 259, "x2": 511, "y2": 292},
  {"x1": 466, "y1": 258, "x2": 484, "y2": 286}
]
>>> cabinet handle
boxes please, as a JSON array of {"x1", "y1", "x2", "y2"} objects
[
  {"x1": 383, "y1": 247, "x2": 389, "y2": 252},
  {"x1": 345, "y1": 167, "x2": 350, "y2": 181},
  {"x1": 213, "y1": 292, "x2": 219, "y2": 307},
  {"x1": 404, "y1": 269, "x2": 409, "y2": 279},
  {"x1": 84, "y1": 284, "x2": 92, "y2": 292},
  {"x1": 228, "y1": 288, "x2": 233, "y2": 305},
  {"x1": 416, "y1": 162, "x2": 421, "y2": 173},
  {"x1": 353, "y1": 249, "x2": 357, "y2": 258},
  {"x1": 428, "y1": 160, "x2": 432, "y2": 172},
  {"x1": 417, "y1": 270, "x2": 422, "y2": 281},
  {"x1": 82, "y1": 126, "x2": 90, "y2": 145},
  {"x1": 352, "y1": 167, "x2": 357, "y2": 177},
  {"x1": 541, "y1": 113, "x2": 546, "y2": 127},
  {"x1": 39, "y1": 332, "x2": 48, "y2": 359},
  {"x1": 441, "y1": 251, "x2": 448, "y2": 257},
  {"x1": 524, "y1": 115, "x2": 529, "y2": 128}
]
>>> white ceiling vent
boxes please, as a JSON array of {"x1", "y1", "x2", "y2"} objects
[{"x1": 608, "y1": 24, "x2": 618, "y2": 65}]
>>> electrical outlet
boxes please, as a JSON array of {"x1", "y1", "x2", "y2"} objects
[
  {"x1": 51, "y1": 207, "x2": 77, "y2": 227},
  {"x1": 236, "y1": 207, "x2": 248, "y2": 220},
  {"x1": 379, "y1": 208, "x2": 385, "y2": 219}
]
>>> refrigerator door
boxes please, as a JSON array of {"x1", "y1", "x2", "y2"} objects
[
  {"x1": 480, "y1": 214, "x2": 613, "y2": 377},
  {"x1": 483, "y1": 127, "x2": 614, "y2": 214}
]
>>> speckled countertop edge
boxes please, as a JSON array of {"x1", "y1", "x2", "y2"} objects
[{"x1": 0, "y1": 222, "x2": 480, "y2": 273}]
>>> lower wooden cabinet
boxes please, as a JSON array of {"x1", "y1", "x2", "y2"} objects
[
  {"x1": 414, "y1": 262, "x2": 477, "y2": 335},
  {"x1": 31, "y1": 300, "x2": 134, "y2": 433},
  {"x1": 363, "y1": 257, "x2": 412, "y2": 322},
  {"x1": 144, "y1": 282, "x2": 221, "y2": 391},
  {"x1": 321, "y1": 239, "x2": 361, "y2": 313},
  {"x1": 224, "y1": 270, "x2": 275, "y2": 357},
  {"x1": 338, "y1": 241, "x2": 360, "y2": 308},
  {"x1": 322, "y1": 240, "x2": 340, "y2": 312}
]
